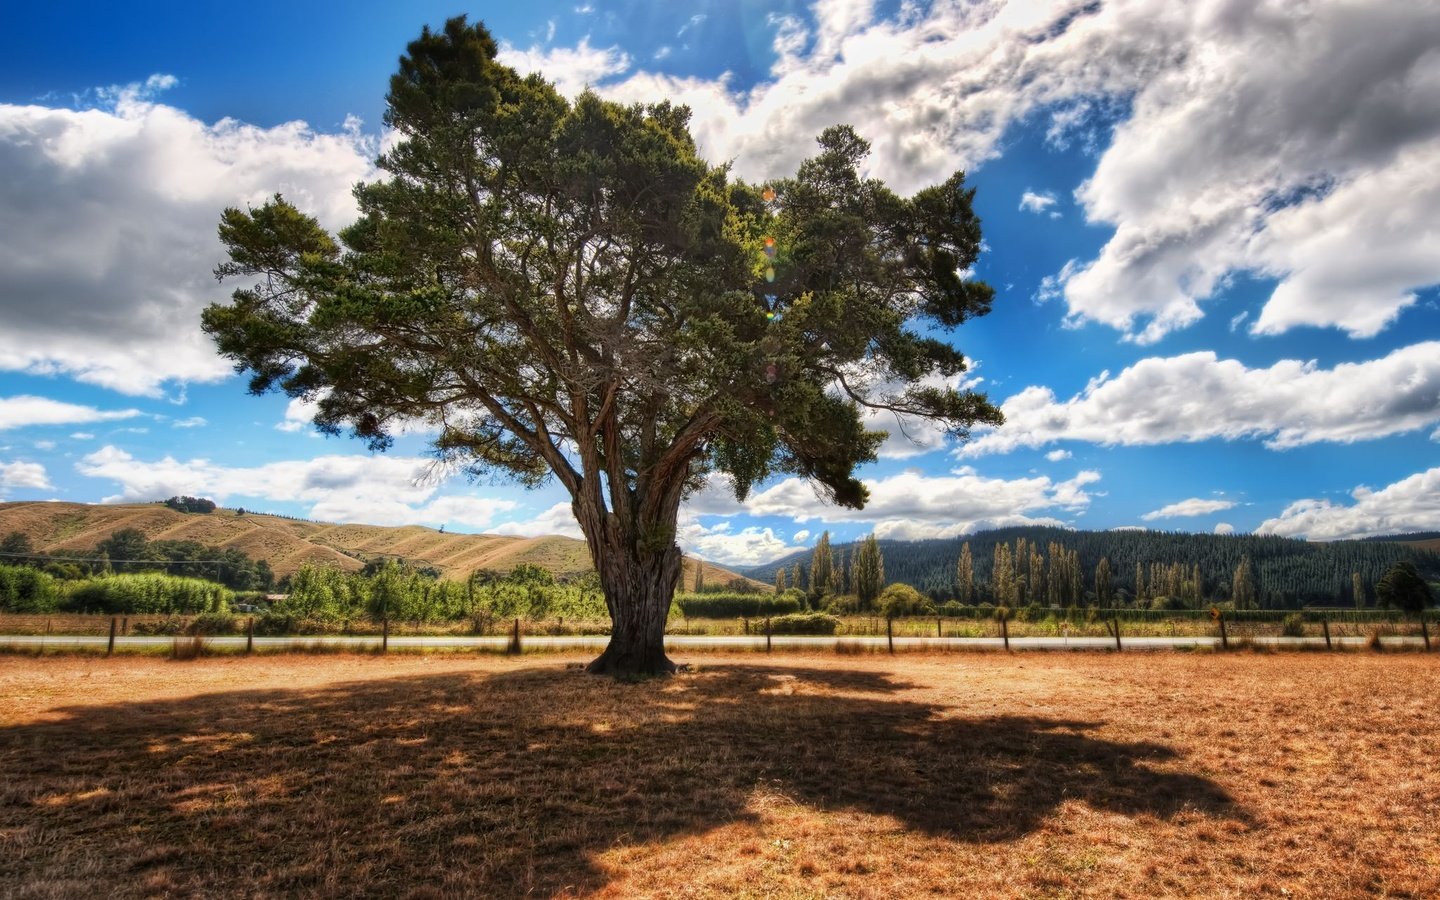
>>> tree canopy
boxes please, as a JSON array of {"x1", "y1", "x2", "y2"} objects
[{"x1": 203, "y1": 16, "x2": 1000, "y2": 674}]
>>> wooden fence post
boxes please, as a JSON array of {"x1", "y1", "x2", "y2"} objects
[
  {"x1": 1000, "y1": 615, "x2": 1009, "y2": 652},
  {"x1": 1322, "y1": 617, "x2": 1331, "y2": 650},
  {"x1": 1219, "y1": 615, "x2": 1229, "y2": 650},
  {"x1": 765, "y1": 617, "x2": 772, "y2": 654},
  {"x1": 121, "y1": 616, "x2": 128, "y2": 636},
  {"x1": 246, "y1": 617, "x2": 255, "y2": 654},
  {"x1": 507, "y1": 618, "x2": 521, "y2": 655},
  {"x1": 1110, "y1": 616, "x2": 1122, "y2": 652},
  {"x1": 107, "y1": 617, "x2": 117, "y2": 656},
  {"x1": 936, "y1": 616, "x2": 942, "y2": 638},
  {"x1": 382, "y1": 617, "x2": 389, "y2": 653},
  {"x1": 887, "y1": 615, "x2": 895, "y2": 654},
  {"x1": 1421, "y1": 615, "x2": 1431, "y2": 652}
]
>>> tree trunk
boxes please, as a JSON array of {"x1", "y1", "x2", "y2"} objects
[{"x1": 583, "y1": 525, "x2": 683, "y2": 677}]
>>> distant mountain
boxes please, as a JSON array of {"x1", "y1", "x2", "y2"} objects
[
  {"x1": 740, "y1": 525, "x2": 1440, "y2": 607},
  {"x1": 0, "y1": 501, "x2": 763, "y2": 588}
]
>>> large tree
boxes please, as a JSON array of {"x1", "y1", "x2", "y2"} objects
[
  {"x1": 203, "y1": 17, "x2": 1000, "y2": 676},
  {"x1": 1375, "y1": 561, "x2": 1433, "y2": 614}
]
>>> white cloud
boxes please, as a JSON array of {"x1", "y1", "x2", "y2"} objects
[
  {"x1": 73, "y1": 445, "x2": 516, "y2": 529},
  {"x1": 1019, "y1": 190, "x2": 1057, "y2": 213},
  {"x1": 497, "y1": 38, "x2": 631, "y2": 97},
  {"x1": 70, "y1": 432, "x2": 95, "y2": 440},
  {"x1": 0, "y1": 79, "x2": 376, "y2": 396},
  {"x1": 0, "y1": 460, "x2": 52, "y2": 493},
  {"x1": 677, "y1": 521, "x2": 805, "y2": 568},
  {"x1": 589, "y1": 1, "x2": 1440, "y2": 340},
  {"x1": 276, "y1": 396, "x2": 320, "y2": 433},
  {"x1": 491, "y1": 501, "x2": 584, "y2": 540},
  {"x1": 0, "y1": 396, "x2": 143, "y2": 431},
  {"x1": 737, "y1": 466, "x2": 1100, "y2": 536},
  {"x1": 171, "y1": 417, "x2": 207, "y2": 429},
  {"x1": 33, "y1": 441, "x2": 57, "y2": 451},
  {"x1": 961, "y1": 342, "x2": 1440, "y2": 456},
  {"x1": 1141, "y1": 498, "x2": 1236, "y2": 521},
  {"x1": 1258, "y1": 467, "x2": 1440, "y2": 541},
  {"x1": 1213, "y1": 522, "x2": 1235, "y2": 535},
  {"x1": 1044, "y1": 449, "x2": 1071, "y2": 462},
  {"x1": 792, "y1": 529, "x2": 811, "y2": 544}
]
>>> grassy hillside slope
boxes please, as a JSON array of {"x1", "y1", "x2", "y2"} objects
[{"x1": 0, "y1": 501, "x2": 762, "y2": 588}]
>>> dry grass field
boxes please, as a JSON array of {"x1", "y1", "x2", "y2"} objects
[
  {"x1": 2, "y1": 652, "x2": 1437, "y2": 898},
  {"x1": 0, "y1": 501, "x2": 758, "y2": 587}
]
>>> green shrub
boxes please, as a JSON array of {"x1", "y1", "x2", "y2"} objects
[
  {"x1": 1281, "y1": 613, "x2": 1306, "y2": 637},
  {"x1": 877, "y1": 584, "x2": 933, "y2": 618},
  {"x1": 63, "y1": 573, "x2": 231, "y2": 615},
  {"x1": 0, "y1": 565, "x2": 61, "y2": 613},
  {"x1": 189, "y1": 612, "x2": 239, "y2": 635},
  {"x1": 938, "y1": 600, "x2": 964, "y2": 617},
  {"x1": 674, "y1": 592, "x2": 800, "y2": 619},
  {"x1": 769, "y1": 613, "x2": 840, "y2": 635}
]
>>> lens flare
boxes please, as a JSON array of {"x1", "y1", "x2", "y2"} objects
[
  {"x1": 764, "y1": 267, "x2": 775, "y2": 283},
  {"x1": 762, "y1": 187, "x2": 776, "y2": 202}
]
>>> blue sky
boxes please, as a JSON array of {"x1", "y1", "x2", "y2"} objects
[{"x1": 2, "y1": 0, "x2": 1439, "y2": 566}]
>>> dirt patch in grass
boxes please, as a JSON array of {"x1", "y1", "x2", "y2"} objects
[{"x1": 1, "y1": 653, "x2": 1437, "y2": 898}]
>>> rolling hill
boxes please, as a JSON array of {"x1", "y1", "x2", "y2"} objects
[{"x1": 0, "y1": 501, "x2": 763, "y2": 588}]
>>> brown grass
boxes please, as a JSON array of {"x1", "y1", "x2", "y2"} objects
[{"x1": 2, "y1": 653, "x2": 1438, "y2": 898}]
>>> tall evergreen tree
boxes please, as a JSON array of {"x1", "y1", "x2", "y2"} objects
[
  {"x1": 811, "y1": 531, "x2": 835, "y2": 596},
  {"x1": 956, "y1": 541, "x2": 974, "y2": 605},
  {"x1": 1232, "y1": 555, "x2": 1257, "y2": 610},
  {"x1": 775, "y1": 567, "x2": 787, "y2": 592},
  {"x1": 694, "y1": 561, "x2": 704, "y2": 593},
  {"x1": 854, "y1": 534, "x2": 885, "y2": 609},
  {"x1": 1352, "y1": 571, "x2": 1365, "y2": 608},
  {"x1": 1095, "y1": 556, "x2": 1112, "y2": 606}
]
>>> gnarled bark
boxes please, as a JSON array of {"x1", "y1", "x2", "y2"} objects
[{"x1": 576, "y1": 499, "x2": 684, "y2": 677}]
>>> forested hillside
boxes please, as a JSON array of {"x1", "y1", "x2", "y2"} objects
[{"x1": 742, "y1": 526, "x2": 1440, "y2": 608}]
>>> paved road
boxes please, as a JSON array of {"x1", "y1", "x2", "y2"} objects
[{"x1": 0, "y1": 633, "x2": 1427, "y2": 651}]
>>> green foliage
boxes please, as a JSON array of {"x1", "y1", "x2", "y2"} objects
[
  {"x1": 201, "y1": 17, "x2": 1002, "y2": 668},
  {"x1": 768, "y1": 612, "x2": 840, "y2": 635},
  {"x1": 744, "y1": 525, "x2": 1440, "y2": 610},
  {"x1": 189, "y1": 612, "x2": 240, "y2": 635},
  {"x1": 64, "y1": 573, "x2": 232, "y2": 615},
  {"x1": 1, "y1": 531, "x2": 35, "y2": 556},
  {"x1": 853, "y1": 534, "x2": 884, "y2": 609},
  {"x1": 1376, "y1": 561, "x2": 1433, "y2": 613},
  {"x1": 0, "y1": 565, "x2": 60, "y2": 613},
  {"x1": 877, "y1": 583, "x2": 932, "y2": 618},
  {"x1": 163, "y1": 496, "x2": 217, "y2": 514},
  {"x1": 674, "y1": 592, "x2": 801, "y2": 619}
]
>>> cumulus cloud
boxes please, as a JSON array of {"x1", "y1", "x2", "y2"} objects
[
  {"x1": 960, "y1": 342, "x2": 1440, "y2": 456},
  {"x1": 1257, "y1": 467, "x2": 1440, "y2": 541},
  {"x1": 1019, "y1": 190, "x2": 1058, "y2": 213},
  {"x1": 591, "y1": 0, "x2": 1440, "y2": 340},
  {"x1": 1141, "y1": 498, "x2": 1236, "y2": 521},
  {"x1": 1213, "y1": 522, "x2": 1235, "y2": 535},
  {"x1": 738, "y1": 466, "x2": 1100, "y2": 536},
  {"x1": 490, "y1": 501, "x2": 585, "y2": 540},
  {"x1": 0, "y1": 460, "x2": 52, "y2": 493},
  {"x1": 0, "y1": 79, "x2": 375, "y2": 396},
  {"x1": 792, "y1": 529, "x2": 811, "y2": 544},
  {"x1": 73, "y1": 445, "x2": 516, "y2": 529},
  {"x1": 497, "y1": 37, "x2": 631, "y2": 97},
  {"x1": 677, "y1": 520, "x2": 807, "y2": 568},
  {"x1": 1045, "y1": 449, "x2": 1071, "y2": 462},
  {"x1": 0, "y1": 396, "x2": 143, "y2": 431}
]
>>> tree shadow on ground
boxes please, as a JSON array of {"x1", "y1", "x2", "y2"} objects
[{"x1": 0, "y1": 662, "x2": 1244, "y2": 898}]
